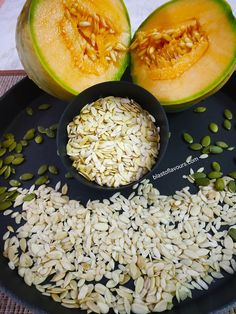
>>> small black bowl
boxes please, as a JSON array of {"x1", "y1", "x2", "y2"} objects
[{"x1": 57, "y1": 81, "x2": 169, "y2": 191}]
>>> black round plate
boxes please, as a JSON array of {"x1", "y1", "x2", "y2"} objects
[{"x1": 1, "y1": 73, "x2": 236, "y2": 314}]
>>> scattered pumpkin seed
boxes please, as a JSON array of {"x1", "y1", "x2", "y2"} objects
[
  {"x1": 0, "y1": 165, "x2": 7, "y2": 175},
  {"x1": 0, "y1": 201, "x2": 12, "y2": 211},
  {"x1": 189, "y1": 143, "x2": 203, "y2": 151},
  {"x1": 183, "y1": 132, "x2": 193, "y2": 144},
  {"x1": 2, "y1": 138, "x2": 14, "y2": 148},
  {"x1": 4, "y1": 166, "x2": 11, "y2": 179},
  {"x1": 4, "y1": 133, "x2": 14, "y2": 140},
  {"x1": 12, "y1": 157, "x2": 24, "y2": 166},
  {"x1": 11, "y1": 167, "x2": 15, "y2": 175},
  {"x1": 15, "y1": 143, "x2": 23, "y2": 153},
  {"x1": 9, "y1": 180, "x2": 21, "y2": 187},
  {"x1": 37, "y1": 126, "x2": 47, "y2": 134},
  {"x1": 20, "y1": 173, "x2": 34, "y2": 181},
  {"x1": 38, "y1": 104, "x2": 51, "y2": 110},
  {"x1": 209, "y1": 123, "x2": 219, "y2": 133},
  {"x1": 202, "y1": 146, "x2": 211, "y2": 154},
  {"x1": 223, "y1": 119, "x2": 232, "y2": 130},
  {"x1": 23, "y1": 128, "x2": 35, "y2": 141},
  {"x1": 228, "y1": 147, "x2": 235, "y2": 151},
  {"x1": 23, "y1": 193, "x2": 36, "y2": 202},
  {"x1": 228, "y1": 172, "x2": 236, "y2": 179},
  {"x1": 201, "y1": 136, "x2": 211, "y2": 147},
  {"x1": 37, "y1": 164, "x2": 48, "y2": 175},
  {"x1": 0, "y1": 186, "x2": 7, "y2": 195},
  {"x1": 4, "y1": 155, "x2": 14, "y2": 165},
  {"x1": 216, "y1": 141, "x2": 229, "y2": 149},
  {"x1": 192, "y1": 172, "x2": 207, "y2": 179},
  {"x1": 8, "y1": 141, "x2": 17, "y2": 152},
  {"x1": 209, "y1": 146, "x2": 223, "y2": 154},
  {"x1": 45, "y1": 129, "x2": 55, "y2": 138},
  {"x1": 227, "y1": 180, "x2": 236, "y2": 193},
  {"x1": 224, "y1": 109, "x2": 233, "y2": 120},
  {"x1": 26, "y1": 106, "x2": 34, "y2": 116},
  {"x1": 48, "y1": 165, "x2": 58, "y2": 175},
  {"x1": 214, "y1": 178, "x2": 225, "y2": 191},
  {"x1": 35, "y1": 134, "x2": 44, "y2": 144},
  {"x1": 65, "y1": 172, "x2": 73, "y2": 179},
  {"x1": 0, "y1": 159, "x2": 2, "y2": 168},
  {"x1": 49, "y1": 123, "x2": 58, "y2": 131},
  {"x1": 228, "y1": 228, "x2": 236, "y2": 241},
  {"x1": 194, "y1": 106, "x2": 206, "y2": 113},
  {"x1": 35, "y1": 176, "x2": 48, "y2": 186},
  {"x1": 211, "y1": 162, "x2": 221, "y2": 172},
  {"x1": 208, "y1": 171, "x2": 223, "y2": 179},
  {"x1": 20, "y1": 140, "x2": 28, "y2": 147},
  {"x1": 0, "y1": 148, "x2": 6, "y2": 157},
  {"x1": 195, "y1": 177, "x2": 210, "y2": 186}
]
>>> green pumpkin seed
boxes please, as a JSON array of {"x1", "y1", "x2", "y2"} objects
[
  {"x1": 0, "y1": 159, "x2": 2, "y2": 168},
  {"x1": 194, "y1": 106, "x2": 206, "y2": 113},
  {"x1": 223, "y1": 119, "x2": 231, "y2": 130},
  {"x1": 35, "y1": 176, "x2": 48, "y2": 186},
  {"x1": 4, "y1": 155, "x2": 14, "y2": 165},
  {"x1": 8, "y1": 141, "x2": 17, "y2": 152},
  {"x1": 208, "y1": 171, "x2": 223, "y2": 179},
  {"x1": 35, "y1": 135, "x2": 44, "y2": 144},
  {"x1": 8, "y1": 191, "x2": 19, "y2": 202},
  {"x1": 202, "y1": 146, "x2": 211, "y2": 154},
  {"x1": 211, "y1": 162, "x2": 221, "y2": 172},
  {"x1": 201, "y1": 135, "x2": 211, "y2": 147},
  {"x1": 38, "y1": 104, "x2": 51, "y2": 110},
  {"x1": 209, "y1": 146, "x2": 223, "y2": 154},
  {"x1": 48, "y1": 165, "x2": 58, "y2": 175},
  {"x1": 4, "y1": 133, "x2": 14, "y2": 140},
  {"x1": 49, "y1": 123, "x2": 58, "y2": 131},
  {"x1": 228, "y1": 172, "x2": 236, "y2": 179},
  {"x1": 2, "y1": 138, "x2": 14, "y2": 148},
  {"x1": 0, "y1": 201, "x2": 12, "y2": 211},
  {"x1": 189, "y1": 143, "x2": 203, "y2": 151},
  {"x1": 4, "y1": 166, "x2": 11, "y2": 179},
  {"x1": 15, "y1": 143, "x2": 23, "y2": 153},
  {"x1": 20, "y1": 173, "x2": 34, "y2": 181},
  {"x1": 228, "y1": 228, "x2": 236, "y2": 241},
  {"x1": 183, "y1": 133, "x2": 193, "y2": 144},
  {"x1": 192, "y1": 172, "x2": 207, "y2": 179},
  {"x1": 227, "y1": 180, "x2": 236, "y2": 193},
  {"x1": 0, "y1": 165, "x2": 7, "y2": 175},
  {"x1": 65, "y1": 172, "x2": 73, "y2": 179},
  {"x1": 20, "y1": 140, "x2": 28, "y2": 147},
  {"x1": 214, "y1": 178, "x2": 225, "y2": 191},
  {"x1": 12, "y1": 157, "x2": 24, "y2": 166},
  {"x1": 224, "y1": 109, "x2": 233, "y2": 120},
  {"x1": 11, "y1": 167, "x2": 16, "y2": 175},
  {"x1": 9, "y1": 180, "x2": 21, "y2": 187},
  {"x1": 46, "y1": 129, "x2": 55, "y2": 138},
  {"x1": 0, "y1": 148, "x2": 7, "y2": 157},
  {"x1": 26, "y1": 106, "x2": 34, "y2": 116},
  {"x1": 209, "y1": 123, "x2": 218, "y2": 133},
  {"x1": 0, "y1": 186, "x2": 7, "y2": 195},
  {"x1": 215, "y1": 141, "x2": 229, "y2": 149},
  {"x1": 23, "y1": 193, "x2": 36, "y2": 202},
  {"x1": 37, "y1": 164, "x2": 48, "y2": 176},
  {"x1": 37, "y1": 126, "x2": 47, "y2": 134},
  {"x1": 195, "y1": 177, "x2": 210, "y2": 186},
  {"x1": 23, "y1": 128, "x2": 35, "y2": 140}
]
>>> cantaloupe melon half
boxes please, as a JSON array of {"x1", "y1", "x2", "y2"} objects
[
  {"x1": 130, "y1": 0, "x2": 236, "y2": 111},
  {"x1": 16, "y1": 0, "x2": 131, "y2": 100}
]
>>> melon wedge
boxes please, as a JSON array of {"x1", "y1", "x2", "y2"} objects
[
  {"x1": 16, "y1": 0, "x2": 131, "y2": 100},
  {"x1": 130, "y1": 0, "x2": 236, "y2": 111}
]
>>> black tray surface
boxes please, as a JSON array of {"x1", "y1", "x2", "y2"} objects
[{"x1": 1, "y1": 74, "x2": 236, "y2": 314}]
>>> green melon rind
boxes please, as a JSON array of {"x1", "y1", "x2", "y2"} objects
[
  {"x1": 17, "y1": 0, "x2": 131, "y2": 100},
  {"x1": 130, "y1": 0, "x2": 236, "y2": 108}
]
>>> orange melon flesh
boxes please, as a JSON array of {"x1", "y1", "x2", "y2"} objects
[
  {"x1": 16, "y1": 0, "x2": 130, "y2": 100},
  {"x1": 130, "y1": 0, "x2": 236, "y2": 108}
]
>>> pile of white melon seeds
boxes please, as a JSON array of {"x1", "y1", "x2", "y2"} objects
[{"x1": 2, "y1": 178, "x2": 236, "y2": 314}]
